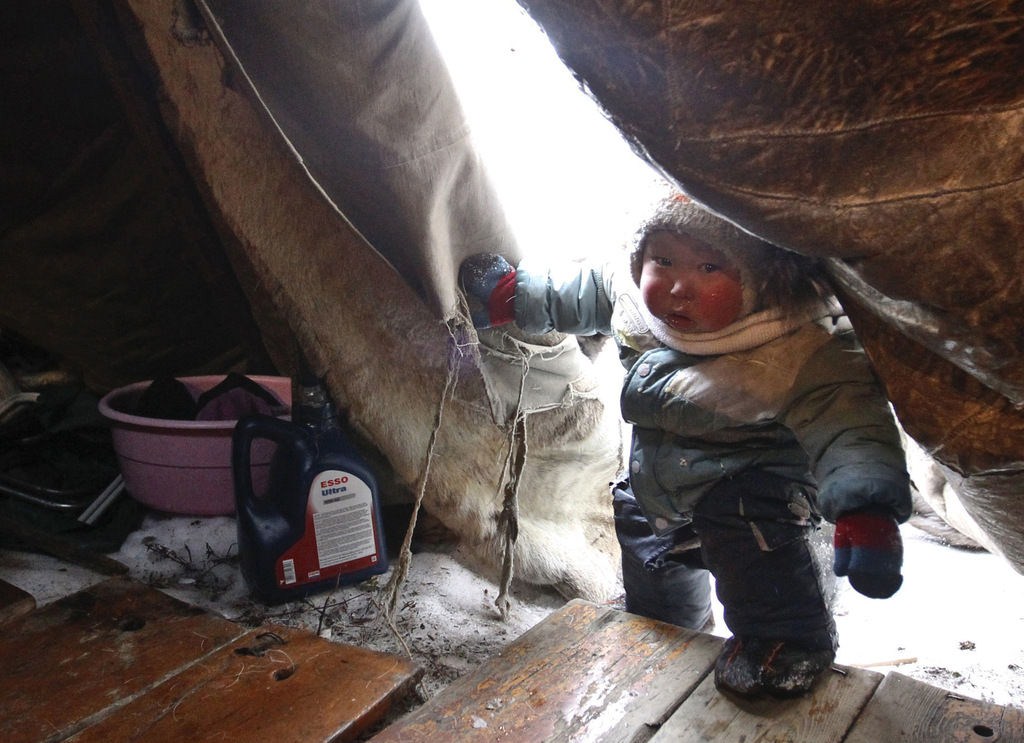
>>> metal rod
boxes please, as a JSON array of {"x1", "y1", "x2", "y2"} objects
[{"x1": 78, "y1": 475, "x2": 126, "y2": 525}]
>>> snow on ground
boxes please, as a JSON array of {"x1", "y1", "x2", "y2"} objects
[{"x1": 832, "y1": 527, "x2": 1024, "y2": 707}]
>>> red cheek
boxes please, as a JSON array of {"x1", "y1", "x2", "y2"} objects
[
  {"x1": 639, "y1": 278, "x2": 664, "y2": 311},
  {"x1": 700, "y1": 284, "x2": 744, "y2": 328}
]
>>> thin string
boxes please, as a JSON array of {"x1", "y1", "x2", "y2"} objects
[
  {"x1": 494, "y1": 350, "x2": 529, "y2": 619},
  {"x1": 381, "y1": 322, "x2": 462, "y2": 623}
]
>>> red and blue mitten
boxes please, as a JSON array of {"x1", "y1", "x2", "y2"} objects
[
  {"x1": 459, "y1": 253, "x2": 517, "y2": 329},
  {"x1": 833, "y1": 511, "x2": 904, "y2": 598}
]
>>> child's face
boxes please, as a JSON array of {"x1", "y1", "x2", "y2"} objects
[{"x1": 639, "y1": 231, "x2": 745, "y2": 333}]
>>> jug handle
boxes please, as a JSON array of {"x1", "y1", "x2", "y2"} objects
[{"x1": 232, "y1": 414, "x2": 308, "y2": 506}]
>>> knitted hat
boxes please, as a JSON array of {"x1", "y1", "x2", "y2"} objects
[{"x1": 629, "y1": 194, "x2": 821, "y2": 316}]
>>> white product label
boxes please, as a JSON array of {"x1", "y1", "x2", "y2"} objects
[
  {"x1": 282, "y1": 558, "x2": 297, "y2": 585},
  {"x1": 308, "y1": 469, "x2": 376, "y2": 568}
]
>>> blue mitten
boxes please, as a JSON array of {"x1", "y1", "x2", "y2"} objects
[
  {"x1": 459, "y1": 253, "x2": 517, "y2": 329},
  {"x1": 833, "y1": 511, "x2": 904, "y2": 598}
]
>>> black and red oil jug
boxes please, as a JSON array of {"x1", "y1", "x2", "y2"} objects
[{"x1": 232, "y1": 365, "x2": 387, "y2": 604}]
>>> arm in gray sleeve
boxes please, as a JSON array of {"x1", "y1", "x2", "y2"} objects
[
  {"x1": 783, "y1": 335, "x2": 913, "y2": 524},
  {"x1": 513, "y1": 258, "x2": 617, "y2": 335}
]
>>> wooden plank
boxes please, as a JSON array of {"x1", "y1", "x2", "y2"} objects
[
  {"x1": 0, "y1": 577, "x2": 247, "y2": 743},
  {"x1": 68, "y1": 623, "x2": 421, "y2": 743},
  {"x1": 651, "y1": 663, "x2": 883, "y2": 742},
  {"x1": 0, "y1": 578, "x2": 35, "y2": 626},
  {"x1": 0, "y1": 513, "x2": 128, "y2": 576},
  {"x1": 843, "y1": 671, "x2": 1024, "y2": 743},
  {"x1": 371, "y1": 599, "x2": 723, "y2": 742}
]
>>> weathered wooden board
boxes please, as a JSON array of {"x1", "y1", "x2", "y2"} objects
[
  {"x1": 0, "y1": 578, "x2": 421, "y2": 743},
  {"x1": 0, "y1": 578, "x2": 35, "y2": 626},
  {"x1": 371, "y1": 599, "x2": 723, "y2": 742},
  {"x1": 373, "y1": 598, "x2": 1022, "y2": 743},
  {"x1": 0, "y1": 578, "x2": 1019, "y2": 742},
  {"x1": 0, "y1": 577, "x2": 247, "y2": 743},
  {"x1": 844, "y1": 671, "x2": 1024, "y2": 743},
  {"x1": 651, "y1": 663, "x2": 883, "y2": 742},
  {"x1": 67, "y1": 624, "x2": 421, "y2": 743}
]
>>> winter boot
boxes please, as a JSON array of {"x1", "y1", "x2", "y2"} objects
[
  {"x1": 715, "y1": 636, "x2": 836, "y2": 698},
  {"x1": 714, "y1": 636, "x2": 765, "y2": 696}
]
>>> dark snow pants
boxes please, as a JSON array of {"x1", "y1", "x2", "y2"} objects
[
  {"x1": 613, "y1": 484, "x2": 713, "y2": 630},
  {"x1": 613, "y1": 471, "x2": 836, "y2": 651}
]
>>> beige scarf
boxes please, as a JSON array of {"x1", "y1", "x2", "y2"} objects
[{"x1": 638, "y1": 298, "x2": 841, "y2": 356}]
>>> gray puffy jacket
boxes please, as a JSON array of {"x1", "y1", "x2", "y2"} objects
[{"x1": 514, "y1": 259, "x2": 912, "y2": 535}]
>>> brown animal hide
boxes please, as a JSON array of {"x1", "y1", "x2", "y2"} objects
[{"x1": 514, "y1": 0, "x2": 1024, "y2": 572}]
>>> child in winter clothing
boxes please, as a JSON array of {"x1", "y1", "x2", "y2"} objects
[{"x1": 460, "y1": 194, "x2": 912, "y2": 698}]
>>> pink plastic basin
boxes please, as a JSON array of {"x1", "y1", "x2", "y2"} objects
[{"x1": 99, "y1": 375, "x2": 291, "y2": 516}]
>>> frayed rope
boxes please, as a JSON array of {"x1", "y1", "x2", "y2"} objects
[
  {"x1": 380, "y1": 322, "x2": 463, "y2": 624},
  {"x1": 494, "y1": 348, "x2": 529, "y2": 619},
  {"x1": 380, "y1": 310, "x2": 529, "y2": 625}
]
